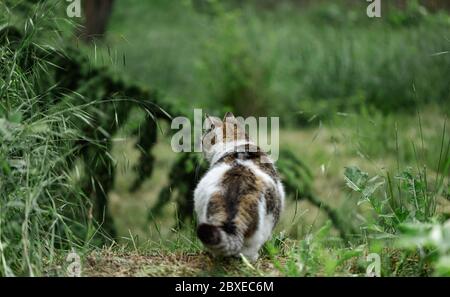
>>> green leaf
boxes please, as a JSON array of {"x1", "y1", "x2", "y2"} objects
[
  {"x1": 362, "y1": 179, "x2": 385, "y2": 198},
  {"x1": 344, "y1": 166, "x2": 369, "y2": 192}
]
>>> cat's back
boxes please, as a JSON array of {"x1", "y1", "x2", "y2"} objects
[{"x1": 194, "y1": 154, "x2": 283, "y2": 225}]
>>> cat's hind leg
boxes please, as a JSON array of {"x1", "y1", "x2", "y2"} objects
[{"x1": 240, "y1": 247, "x2": 260, "y2": 262}]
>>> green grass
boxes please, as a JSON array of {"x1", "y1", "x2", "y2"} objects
[
  {"x1": 104, "y1": 107, "x2": 448, "y2": 276},
  {"x1": 1, "y1": 0, "x2": 449, "y2": 277},
  {"x1": 0, "y1": 0, "x2": 107, "y2": 276},
  {"x1": 0, "y1": 27, "x2": 90, "y2": 276}
]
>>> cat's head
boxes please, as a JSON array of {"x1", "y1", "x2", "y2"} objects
[{"x1": 202, "y1": 112, "x2": 248, "y2": 161}]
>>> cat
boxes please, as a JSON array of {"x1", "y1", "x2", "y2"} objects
[{"x1": 194, "y1": 112, "x2": 284, "y2": 261}]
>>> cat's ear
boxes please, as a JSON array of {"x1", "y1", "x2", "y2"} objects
[
  {"x1": 204, "y1": 113, "x2": 221, "y2": 129},
  {"x1": 204, "y1": 113, "x2": 213, "y2": 127},
  {"x1": 223, "y1": 112, "x2": 235, "y2": 121}
]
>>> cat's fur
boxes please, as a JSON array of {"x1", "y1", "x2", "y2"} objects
[{"x1": 194, "y1": 112, "x2": 284, "y2": 261}]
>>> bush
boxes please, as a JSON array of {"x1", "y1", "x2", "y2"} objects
[
  {"x1": 105, "y1": 1, "x2": 450, "y2": 125},
  {"x1": 0, "y1": 20, "x2": 94, "y2": 275}
]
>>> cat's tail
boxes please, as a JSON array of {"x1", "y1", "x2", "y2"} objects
[{"x1": 197, "y1": 223, "x2": 244, "y2": 256}]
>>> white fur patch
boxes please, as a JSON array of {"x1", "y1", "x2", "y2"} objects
[
  {"x1": 194, "y1": 139, "x2": 284, "y2": 260},
  {"x1": 194, "y1": 162, "x2": 230, "y2": 223},
  {"x1": 241, "y1": 195, "x2": 274, "y2": 261}
]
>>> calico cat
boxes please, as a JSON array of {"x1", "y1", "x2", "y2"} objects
[{"x1": 194, "y1": 112, "x2": 284, "y2": 261}]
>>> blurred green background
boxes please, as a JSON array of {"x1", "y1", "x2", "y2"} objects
[
  {"x1": 1, "y1": 0, "x2": 449, "y2": 276},
  {"x1": 90, "y1": 0, "x2": 450, "y2": 122}
]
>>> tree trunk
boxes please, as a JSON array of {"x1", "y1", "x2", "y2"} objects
[{"x1": 80, "y1": 0, "x2": 115, "y2": 42}]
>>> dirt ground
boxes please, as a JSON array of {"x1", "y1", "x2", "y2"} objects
[{"x1": 82, "y1": 249, "x2": 285, "y2": 277}]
